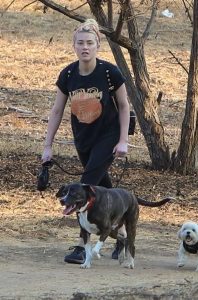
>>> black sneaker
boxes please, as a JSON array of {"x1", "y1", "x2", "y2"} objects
[
  {"x1": 111, "y1": 239, "x2": 125, "y2": 260},
  {"x1": 64, "y1": 246, "x2": 86, "y2": 264}
]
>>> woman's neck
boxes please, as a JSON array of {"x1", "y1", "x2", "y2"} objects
[{"x1": 78, "y1": 59, "x2": 97, "y2": 76}]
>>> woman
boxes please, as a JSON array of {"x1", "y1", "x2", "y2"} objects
[{"x1": 42, "y1": 19, "x2": 130, "y2": 264}]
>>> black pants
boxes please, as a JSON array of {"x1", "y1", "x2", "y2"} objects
[
  {"x1": 75, "y1": 133, "x2": 119, "y2": 245},
  {"x1": 77, "y1": 132, "x2": 119, "y2": 188}
]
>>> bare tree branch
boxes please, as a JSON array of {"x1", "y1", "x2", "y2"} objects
[
  {"x1": 38, "y1": 0, "x2": 85, "y2": 22},
  {"x1": 1, "y1": 0, "x2": 16, "y2": 16},
  {"x1": 70, "y1": 1, "x2": 88, "y2": 12},
  {"x1": 107, "y1": 0, "x2": 113, "y2": 28},
  {"x1": 125, "y1": 2, "x2": 140, "y2": 47},
  {"x1": 38, "y1": 0, "x2": 136, "y2": 50},
  {"x1": 181, "y1": 0, "x2": 193, "y2": 25},
  {"x1": 115, "y1": 0, "x2": 129, "y2": 39},
  {"x1": 168, "y1": 50, "x2": 189, "y2": 74},
  {"x1": 20, "y1": 0, "x2": 37, "y2": 11},
  {"x1": 142, "y1": 0, "x2": 159, "y2": 43}
]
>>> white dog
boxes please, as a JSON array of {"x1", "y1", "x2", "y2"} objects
[{"x1": 177, "y1": 221, "x2": 198, "y2": 271}]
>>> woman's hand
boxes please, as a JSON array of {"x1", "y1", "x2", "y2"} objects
[
  {"x1": 113, "y1": 141, "x2": 128, "y2": 158},
  {"x1": 42, "y1": 145, "x2": 53, "y2": 163}
]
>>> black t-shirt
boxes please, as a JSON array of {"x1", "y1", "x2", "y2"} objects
[{"x1": 56, "y1": 58, "x2": 125, "y2": 151}]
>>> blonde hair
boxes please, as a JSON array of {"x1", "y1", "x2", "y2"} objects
[{"x1": 73, "y1": 19, "x2": 100, "y2": 45}]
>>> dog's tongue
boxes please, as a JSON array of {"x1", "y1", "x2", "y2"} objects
[{"x1": 63, "y1": 205, "x2": 76, "y2": 216}]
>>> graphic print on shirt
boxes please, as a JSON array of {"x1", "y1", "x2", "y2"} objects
[{"x1": 69, "y1": 87, "x2": 103, "y2": 124}]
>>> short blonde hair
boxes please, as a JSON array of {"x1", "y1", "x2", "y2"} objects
[{"x1": 73, "y1": 19, "x2": 100, "y2": 45}]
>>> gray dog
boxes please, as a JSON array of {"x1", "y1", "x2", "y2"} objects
[{"x1": 56, "y1": 183, "x2": 172, "y2": 269}]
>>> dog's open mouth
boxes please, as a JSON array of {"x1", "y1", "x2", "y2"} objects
[
  {"x1": 63, "y1": 205, "x2": 77, "y2": 216},
  {"x1": 186, "y1": 236, "x2": 193, "y2": 243}
]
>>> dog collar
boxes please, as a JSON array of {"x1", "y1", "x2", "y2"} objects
[
  {"x1": 183, "y1": 241, "x2": 198, "y2": 254},
  {"x1": 80, "y1": 196, "x2": 95, "y2": 212},
  {"x1": 87, "y1": 196, "x2": 95, "y2": 211},
  {"x1": 86, "y1": 186, "x2": 96, "y2": 211},
  {"x1": 81, "y1": 186, "x2": 96, "y2": 212}
]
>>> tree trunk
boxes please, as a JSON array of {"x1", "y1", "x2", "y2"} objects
[
  {"x1": 126, "y1": 2, "x2": 170, "y2": 169},
  {"x1": 173, "y1": 0, "x2": 198, "y2": 175}
]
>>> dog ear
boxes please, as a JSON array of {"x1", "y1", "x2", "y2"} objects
[
  {"x1": 82, "y1": 184, "x2": 96, "y2": 197},
  {"x1": 56, "y1": 185, "x2": 68, "y2": 198},
  {"x1": 177, "y1": 228, "x2": 182, "y2": 239}
]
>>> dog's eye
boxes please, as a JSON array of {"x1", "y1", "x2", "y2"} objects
[{"x1": 192, "y1": 229, "x2": 196, "y2": 232}]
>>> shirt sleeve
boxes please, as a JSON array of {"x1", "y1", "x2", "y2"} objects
[
  {"x1": 56, "y1": 68, "x2": 69, "y2": 96},
  {"x1": 109, "y1": 64, "x2": 126, "y2": 92}
]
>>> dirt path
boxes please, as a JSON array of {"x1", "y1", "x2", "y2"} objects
[{"x1": 1, "y1": 222, "x2": 198, "y2": 300}]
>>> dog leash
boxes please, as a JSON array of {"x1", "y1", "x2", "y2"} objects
[
  {"x1": 37, "y1": 156, "x2": 129, "y2": 195},
  {"x1": 51, "y1": 156, "x2": 129, "y2": 187}
]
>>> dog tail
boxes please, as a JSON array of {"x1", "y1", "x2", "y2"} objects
[{"x1": 137, "y1": 197, "x2": 174, "y2": 207}]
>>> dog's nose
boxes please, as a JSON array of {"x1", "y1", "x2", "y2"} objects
[{"x1": 187, "y1": 231, "x2": 190, "y2": 235}]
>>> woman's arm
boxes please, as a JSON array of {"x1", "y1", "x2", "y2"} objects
[
  {"x1": 42, "y1": 87, "x2": 68, "y2": 162},
  {"x1": 113, "y1": 83, "x2": 130, "y2": 157}
]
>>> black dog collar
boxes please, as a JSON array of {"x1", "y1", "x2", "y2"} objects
[{"x1": 183, "y1": 241, "x2": 198, "y2": 254}]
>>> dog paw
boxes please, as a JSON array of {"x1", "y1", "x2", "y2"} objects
[
  {"x1": 80, "y1": 262, "x2": 91, "y2": 269},
  {"x1": 121, "y1": 258, "x2": 134, "y2": 269},
  {"x1": 122, "y1": 261, "x2": 134, "y2": 269}
]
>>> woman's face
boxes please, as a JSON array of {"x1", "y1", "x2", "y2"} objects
[{"x1": 73, "y1": 32, "x2": 99, "y2": 63}]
